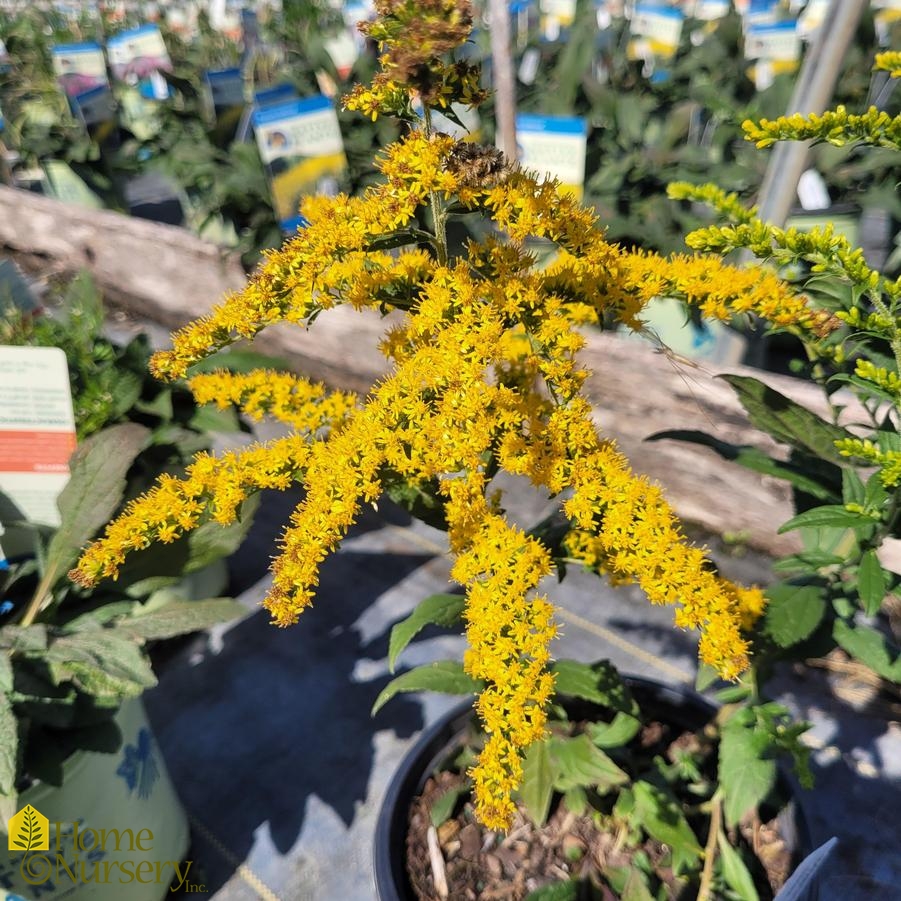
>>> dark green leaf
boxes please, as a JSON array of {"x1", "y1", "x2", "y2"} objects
[
  {"x1": 718, "y1": 830, "x2": 759, "y2": 901},
  {"x1": 551, "y1": 660, "x2": 636, "y2": 713},
  {"x1": 388, "y1": 593, "x2": 466, "y2": 673},
  {"x1": 46, "y1": 423, "x2": 149, "y2": 579},
  {"x1": 587, "y1": 712, "x2": 641, "y2": 749},
  {"x1": 833, "y1": 620, "x2": 901, "y2": 682},
  {"x1": 857, "y1": 550, "x2": 887, "y2": 616},
  {"x1": 719, "y1": 720, "x2": 776, "y2": 828},
  {"x1": 778, "y1": 505, "x2": 875, "y2": 534},
  {"x1": 549, "y1": 734, "x2": 628, "y2": 792},
  {"x1": 632, "y1": 780, "x2": 702, "y2": 874},
  {"x1": 720, "y1": 375, "x2": 855, "y2": 465},
  {"x1": 521, "y1": 739, "x2": 554, "y2": 826},
  {"x1": 649, "y1": 430, "x2": 837, "y2": 501},
  {"x1": 763, "y1": 585, "x2": 827, "y2": 648},
  {"x1": 429, "y1": 782, "x2": 468, "y2": 828},
  {"x1": 371, "y1": 662, "x2": 482, "y2": 715}
]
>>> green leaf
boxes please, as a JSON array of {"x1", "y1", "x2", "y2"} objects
[
  {"x1": 521, "y1": 738, "x2": 554, "y2": 826},
  {"x1": 778, "y1": 505, "x2": 875, "y2": 534},
  {"x1": 718, "y1": 830, "x2": 759, "y2": 901},
  {"x1": 718, "y1": 720, "x2": 776, "y2": 828},
  {"x1": 857, "y1": 550, "x2": 887, "y2": 616},
  {"x1": 45, "y1": 423, "x2": 149, "y2": 580},
  {"x1": 621, "y1": 868, "x2": 656, "y2": 901},
  {"x1": 388, "y1": 593, "x2": 466, "y2": 673},
  {"x1": 562, "y1": 787, "x2": 587, "y2": 816},
  {"x1": 695, "y1": 662, "x2": 720, "y2": 692},
  {"x1": 632, "y1": 780, "x2": 702, "y2": 874},
  {"x1": 648, "y1": 430, "x2": 837, "y2": 501},
  {"x1": 720, "y1": 375, "x2": 855, "y2": 465},
  {"x1": 371, "y1": 662, "x2": 482, "y2": 715},
  {"x1": 429, "y1": 781, "x2": 468, "y2": 828},
  {"x1": 115, "y1": 598, "x2": 245, "y2": 641},
  {"x1": 45, "y1": 631, "x2": 157, "y2": 699},
  {"x1": 763, "y1": 585, "x2": 827, "y2": 648},
  {"x1": 187, "y1": 351, "x2": 293, "y2": 375},
  {"x1": 549, "y1": 734, "x2": 628, "y2": 793},
  {"x1": 587, "y1": 712, "x2": 641, "y2": 749},
  {"x1": 0, "y1": 691, "x2": 17, "y2": 797},
  {"x1": 0, "y1": 654, "x2": 13, "y2": 694},
  {"x1": 524, "y1": 881, "x2": 579, "y2": 901},
  {"x1": 833, "y1": 620, "x2": 901, "y2": 682},
  {"x1": 551, "y1": 660, "x2": 636, "y2": 713}
]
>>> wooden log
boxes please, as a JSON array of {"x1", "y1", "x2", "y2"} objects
[{"x1": 0, "y1": 187, "x2": 853, "y2": 557}]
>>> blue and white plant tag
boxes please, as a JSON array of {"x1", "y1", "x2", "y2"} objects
[
  {"x1": 629, "y1": 4, "x2": 684, "y2": 59},
  {"x1": 515, "y1": 114, "x2": 588, "y2": 200},
  {"x1": 252, "y1": 95, "x2": 348, "y2": 233},
  {"x1": 51, "y1": 42, "x2": 109, "y2": 102}
]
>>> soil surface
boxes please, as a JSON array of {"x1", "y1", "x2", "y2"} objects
[{"x1": 406, "y1": 722, "x2": 793, "y2": 901}]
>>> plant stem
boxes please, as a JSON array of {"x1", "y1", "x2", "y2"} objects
[
  {"x1": 422, "y1": 107, "x2": 449, "y2": 265},
  {"x1": 697, "y1": 791, "x2": 723, "y2": 901},
  {"x1": 19, "y1": 563, "x2": 58, "y2": 628}
]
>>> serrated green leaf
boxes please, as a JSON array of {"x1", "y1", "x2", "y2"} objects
[
  {"x1": 763, "y1": 585, "x2": 827, "y2": 648},
  {"x1": 371, "y1": 661, "x2": 482, "y2": 715},
  {"x1": 857, "y1": 550, "x2": 887, "y2": 616},
  {"x1": 719, "y1": 721, "x2": 776, "y2": 828},
  {"x1": 649, "y1": 430, "x2": 837, "y2": 501},
  {"x1": 842, "y1": 469, "x2": 866, "y2": 506},
  {"x1": 587, "y1": 711, "x2": 641, "y2": 749},
  {"x1": 717, "y1": 830, "x2": 759, "y2": 901},
  {"x1": 833, "y1": 620, "x2": 901, "y2": 682},
  {"x1": 114, "y1": 598, "x2": 245, "y2": 641},
  {"x1": 549, "y1": 734, "x2": 628, "y2": 793},
  {"x1": 778, "y1": 505, "x2": 875, "y2": 534},
  {"x1": 720, "y1": 375, "x2": 855, "y2": 465},
  {"x1": 46, "y1": 423, "x2": 149, "y2": 580},
  {"x1": 550, "y1": 660, "x2": 636, "y2": 712},
  {"x1": 563, "y1": 786, "x2": 587, "y2": 817},
  {"x1": 388, "y1": 593, "x2": 466, "y2": 673},
  {"x1": 521, "y1": 738, "x2": 554, "y2": 826},
  {"x1": 429, "y1": 781, "x2": 468, "y2": 828},
  {"x1": 632, "y1": 780, "x2": 702, "y2": 874}
]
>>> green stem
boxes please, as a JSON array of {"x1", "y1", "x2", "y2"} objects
[
  {"x1": 697, "y1": 791, "x2": 723, "y2": 901},
  {"x1": 422, "y1": 107, "x2": 448, "y2": 266}
]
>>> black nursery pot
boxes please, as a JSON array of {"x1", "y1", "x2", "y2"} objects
[{"x1": 373, "y1": 675, "x2": 813, "y2": 901}]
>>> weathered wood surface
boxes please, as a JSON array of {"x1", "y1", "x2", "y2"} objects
[{"x1": 0, "y1": 187, "x2": 854, "y2": 556}]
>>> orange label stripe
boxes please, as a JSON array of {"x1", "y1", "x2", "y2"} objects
[{"x1": 0, "y1": 430, "x2": 77, "y2": 473}]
